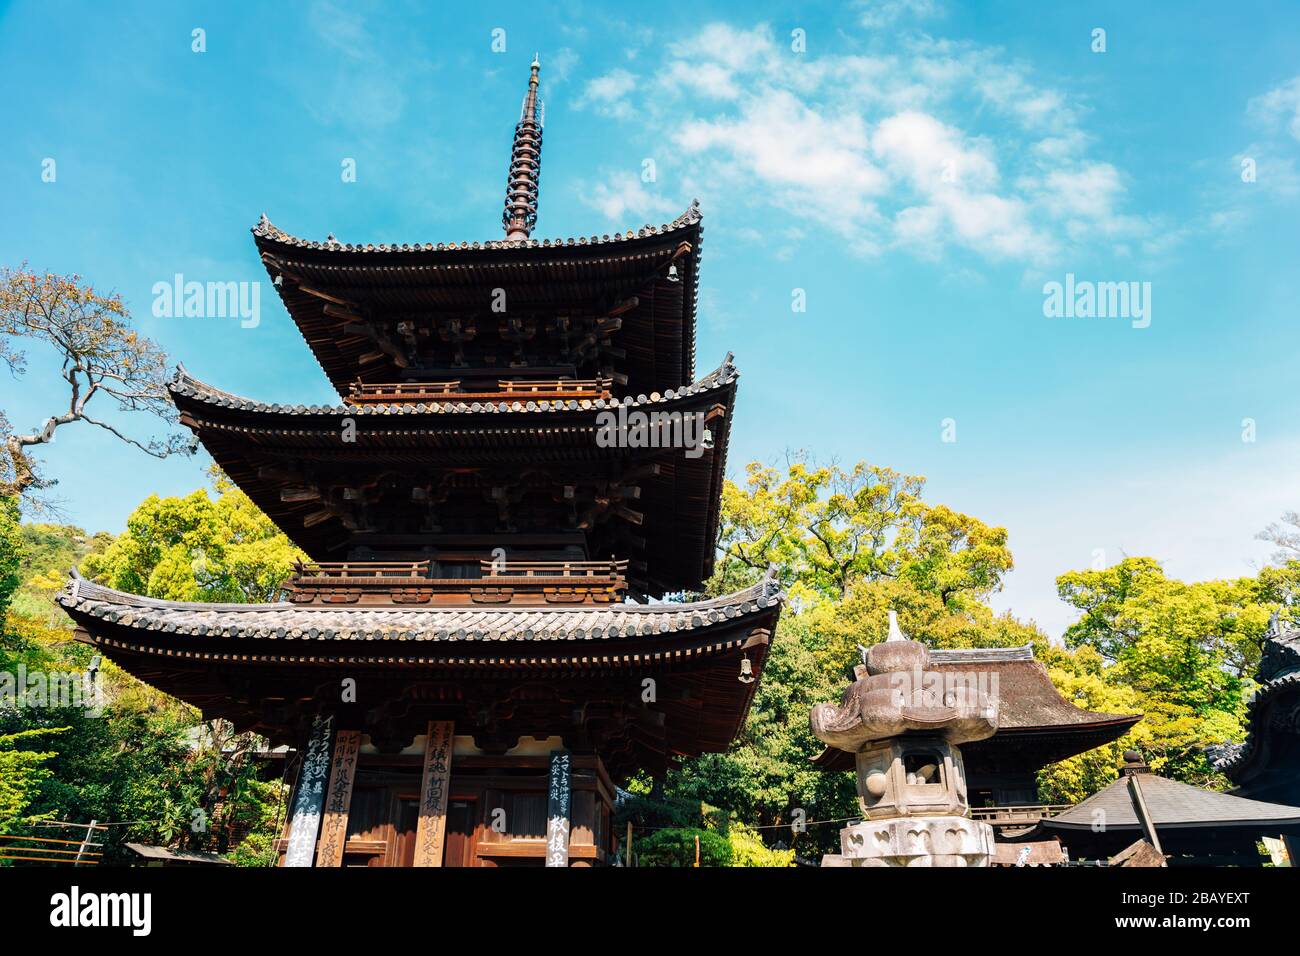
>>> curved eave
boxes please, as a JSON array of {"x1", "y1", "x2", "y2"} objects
[
  {"x1": 59, "y1": 570, "x2": 782, "y2": 671},
  {"x1": 252, "y1": 203, "x2": 702, "y2": 397},
  {"x1": 169, "y1": 355, "x2": 735, "y2": 420},
  {"x1": 1214, "y1": 671, "x2": 1300, "y2": 782},
  {"x1": 168, "y1": 360, "x2": 737, "y2": 589},
  {"x1": 811, "y1": 714, "x2": 1141, "y2": 773},
  {"x1": 60, "y1": 570, "x2": 783, "y2": 757}
]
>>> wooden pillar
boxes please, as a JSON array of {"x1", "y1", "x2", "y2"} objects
[
  {"x1": 284, "y1": 714, "x2": 333, "y2": 867},
  {"x1": 545, "y1": 749, "x2": 572, "y2": 867},
  {"x1": 412, "y1": 720, "x2": 455, "y2": 867},
  {"x1": 315, "y1": 729, "x2": 361, "y2": 867}
]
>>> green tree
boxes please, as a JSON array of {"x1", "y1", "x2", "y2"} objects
[
  {"x1": 83, "y1": 468, "x2": 304, "y2": 603},
  {"x1": 668, "y1": 457, "x2": 1029, "y2": 855},
  {"x1": 1054, "y1": 556, "x2": 1297, "y2": 785},
  {"x1": 0, "y1": 496, "x2": 22, "y2": 620},
  {"x1": 0, "y1": 727, "x2": 65, "y2": 832}
]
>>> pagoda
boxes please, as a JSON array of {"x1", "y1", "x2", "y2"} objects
[{"x1": 59, "y1": 59, "x2": 784, "y2": 868}]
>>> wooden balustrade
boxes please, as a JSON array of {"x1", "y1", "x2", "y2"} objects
[
  {"x1": 283, "y1": 558, "x2": 627, "y2": 607},
  {"x1": 345, "y1": 378, "x2": 613, "y2": 406}
]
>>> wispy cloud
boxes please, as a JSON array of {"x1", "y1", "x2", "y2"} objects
[
  {"x1": 855, "y1": 0, "x2": 943, "y2": 29},
  {"x1": 1248, "y1": 75, "x2": 1300, "y2": 142},
  {"x1": 574, "y1": 22, "x2": 1148, "y2": 264}
]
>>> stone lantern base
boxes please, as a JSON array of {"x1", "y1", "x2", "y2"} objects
[{"x1": 821, "y1": 815, "x2": 995, "y2": 867}]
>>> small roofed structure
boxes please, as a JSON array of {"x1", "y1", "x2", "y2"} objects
[
  {"x1": 124, "y1": 843, "x2": 233, "y2": 867},
  {"x1": 1211, "y1": 616, "x2": 1300, "y2": 806},
  {"x1": 1040, "y1": 751, "x2": 1300, "y2": 865},
  {"x1": 813, "y1": 644, "x2": 1140, "y2": 807}
]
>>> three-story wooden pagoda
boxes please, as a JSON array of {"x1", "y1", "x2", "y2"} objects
[{"x1": 60, "y1": 59, "x2": 783, "y2": 867}]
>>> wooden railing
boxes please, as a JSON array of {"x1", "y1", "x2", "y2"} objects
[
  {"x1": 283, "y1": 558, "x2": 627, "y2": 607},
  {"x1": 477, "y1": 558, "x2": 628, "y2": 578},
  {"x1": 0, "y1": 824, "x2": 105, "y2": 865},
  {"x1": 345, "y1": 378, "x2": 613, "y2": 406},
  {"x1": 969, "y1": 804, "x2": 1071, "y2": 826}
]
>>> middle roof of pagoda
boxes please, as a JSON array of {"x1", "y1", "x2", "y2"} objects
[
  {"x1": 253, "y1": 201, "x2": 704, "y2": 400},
  {"x1": 168, "y1": 356, "x2": 740, "y2": 593}
]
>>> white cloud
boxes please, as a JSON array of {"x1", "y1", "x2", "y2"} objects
[
  {"x1": 576, "y1": 170, "x2": 678, "y2": 223},
  {"x1": 1248, "y1": 75, "x2": 1300, "y2": 142},
  {"x1": 856, "y1": 0, "x2": 942, "y2": 29},
  {"x1": 576, "y1": 68, "x2": 638, "y2": 119},
  {"x1": 573, "y1": 22, "x2": 1146, "y2": 264}
]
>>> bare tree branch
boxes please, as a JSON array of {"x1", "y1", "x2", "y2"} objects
[{"x1": 0, "y1": 263, "x2": 196, "y2": 498}]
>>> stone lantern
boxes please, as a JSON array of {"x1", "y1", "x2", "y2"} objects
[{"x1": 811, "y1": 611, "x2": 1000, "y2": 867}]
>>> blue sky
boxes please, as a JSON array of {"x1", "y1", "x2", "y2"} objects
[{"x1": 2, "y1": 0, "x2": 1298, "y2": 637}]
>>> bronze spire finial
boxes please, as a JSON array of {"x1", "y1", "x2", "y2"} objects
[{"x1": 503, "y1": 57, "x2": 544, "y2": 241}]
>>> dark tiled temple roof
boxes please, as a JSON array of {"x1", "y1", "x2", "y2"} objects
[
  {"x1": 169, "y1": 353, "x2": 738, "y2": 417},
  {"x1": 253, "y1": 202, "x2": 704, "y2": 398},
  {"x1": 167, "y1": 356, "x2": 738, "y2": 590},
  {"x1": 1212, "y1": 620, "x2": 1300, "y2": 778},
  {"x1": 59, "y1": 568, "x2": 782, "y2": 645},
  {"x1": 1044, "y1": 769, "x2": 1300, "y2": 831},
  {"x1": 251, "y1": 201, "x2": 703, "y2": 254}
]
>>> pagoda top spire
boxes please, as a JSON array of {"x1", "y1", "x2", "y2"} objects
[{"x1": 503, "y1": 57, "x2": 544, "y2": 241}]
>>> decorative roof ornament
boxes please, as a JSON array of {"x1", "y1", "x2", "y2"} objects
[
  {"x1": 886, "y1": 608, "x2": 906, "y2": 643},
  {"x1": 503, "y1": 56, "x2": 544, "y2": 241}
]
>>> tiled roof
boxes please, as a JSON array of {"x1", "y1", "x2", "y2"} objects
[
  {"x1": 929, "y1": 647, "x2": 1136, "y2": 730},
  {"x1": 1045, "y1": 770, "x2": 1300, "y2": 830},
  {"x1": 169, "y1": 353, "x2": 738, "y2": 418},
  {"x1": 59, "y1": 568, "x2": 783, "y2": 645},
  {"x1": 251, "y1": 201, "x2": 703, "y2": 254},
  {"x1": 1212, "y1": 621, "x2": 1300, "y2": 777},
  {"x1": 930, "y1": 645, "x2": 1035, "y2": 664}
]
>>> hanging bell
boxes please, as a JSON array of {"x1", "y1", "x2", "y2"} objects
[{"x1": 738, "y1": 655, "x2": 755, "y2": 684}]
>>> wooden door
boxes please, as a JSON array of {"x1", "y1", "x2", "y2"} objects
[
  {"x1": 443, "y1": 798, "x2": 479, "y2": 867},
  {"x1": 393, "y1": 796, "x2": 421, "y2": 867}
]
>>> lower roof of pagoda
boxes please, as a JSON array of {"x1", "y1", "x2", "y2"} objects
[
  {"x1": 61, "y1": 568, "x2": 780, "y2": 648},
  {"x1": 812, "y1": 646, "x2": 1141, "y2": 774},
  {"x1": 169, "y1": 358, "x2": 737, "y2": 593},
  {"x1": 59, "y1": 570, "x2": 783, "y2": 764},
  {"x1": 252, "y1": 203, "x2": 702, "y2": 399}
]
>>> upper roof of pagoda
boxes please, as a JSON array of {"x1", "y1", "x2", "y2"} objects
[
  {"x1": 247, "y1": 63, "x2": 707, "y2": 400},
  {"x1": 253, "y1": 203, "x2": 702, "y2": 400}
]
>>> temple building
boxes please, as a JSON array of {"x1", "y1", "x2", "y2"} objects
[
  {"x1": 59, "y1": 59, "x2": 783, "y2": 867},
  {"x1": 1212, "y1": 616, "x2": 1300, "y2": 807},
  {"x1": 1040, "y1": 750, "x2": 1300, "y2": 865}
]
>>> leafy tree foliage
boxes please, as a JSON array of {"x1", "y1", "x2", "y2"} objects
[
  {"x1": 1053, "y1": 556, "x2": 1299, "y2": 787},
  {"x1": 83, "y1": 467, "x2": 304, "y2": 603},
  {"x1": 0, "y1": 476, "x2": 290, "y2": 864},
  {"x1": 663, "y1": 458, "x2": 1295, "y2": 847},
  {"x1": 0, "y1": 727, "x2": 64, "y2": 831}
]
